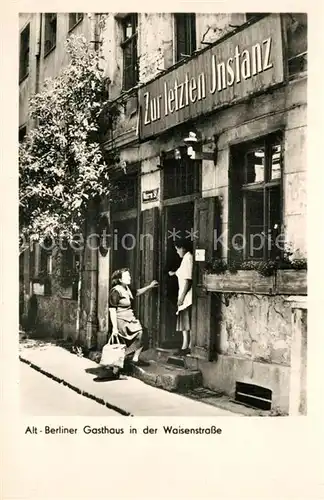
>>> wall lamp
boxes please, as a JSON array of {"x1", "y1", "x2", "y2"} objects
[
  {"x1": 183, "y1": 131, "x2": 220, "y2": 165},
  {"x1": 159, "y1": 133, "x2": 220, "y2": 167}
]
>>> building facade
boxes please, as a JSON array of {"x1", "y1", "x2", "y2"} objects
[{"x1": 20, "y1": 13, "x2": 307, "y2": 414}]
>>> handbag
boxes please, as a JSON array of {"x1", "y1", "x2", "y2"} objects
[{"x1": 100, "y1": 332, "x2": 126, "y2": 369}]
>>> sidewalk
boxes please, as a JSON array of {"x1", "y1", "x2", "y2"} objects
[{"x1": 19, "y1": 340, "x2": 240, "y2": 417}]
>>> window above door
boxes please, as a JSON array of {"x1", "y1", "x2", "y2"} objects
[{"x1": 163, "y1": 151, "x2": 200, "y2": 200}]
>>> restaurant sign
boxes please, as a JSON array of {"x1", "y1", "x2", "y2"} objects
[{"x1": 139, "y1": 14, "x2": 284, "y2": 141}]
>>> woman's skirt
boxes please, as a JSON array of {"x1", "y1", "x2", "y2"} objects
[
  {"x1": 176, "y1": 306, "x2": 192, "y2": 332},
  {"x1": 116, "y1": 312, "x2": 143, "y2": 356}
]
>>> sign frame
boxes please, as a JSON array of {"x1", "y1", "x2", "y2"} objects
[{"x1": 139, "y1": 14, "x2": 284, "y2": 141}]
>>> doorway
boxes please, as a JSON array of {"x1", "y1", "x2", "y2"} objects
[{"x1": 160, "y1": 201, "x2": 194, "y2": 348}]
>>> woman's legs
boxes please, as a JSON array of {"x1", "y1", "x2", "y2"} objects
[
  {"x1": 181, "y1": 330, "x2": 192, "y2": 351},
  {"x1": 181, "y1": 330, "x2": 189, "y2": 350},
  {"x1": 125, "y1": 330, "x2": 144, "y2": 361},
  {"x1": 132, "y1": 330, "x2": 143, "y2": 361}
]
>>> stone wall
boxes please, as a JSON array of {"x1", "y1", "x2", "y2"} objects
[
  {"x1": 138, "y1": 13, "x2": 173, "y2": 82},
  {"x1": 219, "y1": 294, "x2": 292, "y2": 365}
]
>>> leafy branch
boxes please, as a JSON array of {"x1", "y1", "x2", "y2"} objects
[{"x1": 19, "y1": 34, "x2": 121, "y2": 239}]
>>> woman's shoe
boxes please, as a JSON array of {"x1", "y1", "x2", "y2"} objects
[
  {"x1": 93, "y1": 371, "x2": 120, "y2": 382},
  {"x1": 179, "y1": 348, "x2": 191, "y2": 356}
]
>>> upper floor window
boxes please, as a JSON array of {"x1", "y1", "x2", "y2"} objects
[
  {"x1": 121, "y1": 14, "x2": 138, "y2": 91},
  {"x1": 246, "y1": 13, "x2": 267, "y2": 22},
  {"x1": 174, "y1": 13, "x2": 196, "y2": 62},
  {"x1": 44, "y1": 13, "x2": 57, "y2": 56},
  {"x1": 19, "y1": 24, "x2": 30, "y2": 82},
  {"x1": 229, "y1": 132, "x2": 283, "y2": 262},
  {"x1": 286, "y1": 14, "x2": 307, "y2": 76},
  {"x1": 69, "y1": 13, "x2": 84, "y2": 31}
]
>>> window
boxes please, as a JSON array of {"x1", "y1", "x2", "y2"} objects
[
  {"x1": 44, "y1": 13, "x2": 57, "y2": 55},
  {"x1": 174, "y1": 13, "x2": 196, "y2": 62},
  {"x1": 19, "y1": 24, "x2": 30, "y2": 82},
  {"x1": 19, "y1": 126, "x2": 27, "y2": 143},
  {"x1": 121, "y1": 14, "x2": 138, "y2": 91},
  {"x1": 111, "y1": 173, "x2": 138, "y2": 212},
  {"x1": 39, "y1": 242, "x2": 52, "y2": 295},
  {"x1": 61, "y1": 243, "x2": 80, "y2": 300},
  {"x1": 246, "y1": 13, "x2": 267, "y2": 22},
  {"x1": 163, "y1": 149, "x2": 200, "y2": 200},
  {"x1": 229, "y1": 133, "x2": 282, "y2": 262},
  {"x1": 286, "y1": 14, "x2": 307, "y2": 76},
  {"x1": 69, "y1": 13, "x2": 84, "y2": 31}
]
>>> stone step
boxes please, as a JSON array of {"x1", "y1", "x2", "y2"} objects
[
  {"x1": 155, "y1": 347, "x2": 178, "y2": 363},
  {"x1": 130, "y1": 360, "x2": 202, "y2": 393}
]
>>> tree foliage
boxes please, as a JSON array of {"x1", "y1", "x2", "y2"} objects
[{"x1": 19, "y1": 35, "x2": 120, "y2": 238}]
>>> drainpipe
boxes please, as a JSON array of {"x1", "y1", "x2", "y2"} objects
[
  {"x1": 85, "y1": 199, "x2": 99, "y2": 349},
  {"x1": 75, "y1": 223, "x2": 85, "y2": 342},
  {"x1": 34, "y1": 13, "x2": 42, "y2": 129},
  {"x1": 35, "y1": 14, "x2": 42, "y2": 91},
  {"x1": 89, "y1": 13, "x2": 99, "y2": 52}
]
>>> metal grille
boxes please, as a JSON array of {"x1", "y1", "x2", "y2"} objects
[
  {"x1": 163, "y1": 157, "x2": 199, "y2": 200},
  {"x1": 235, "y1": 382, "x2": 272, "y2": 410},
  {"x1": 111, "y1": 174, "x2": 138, "y2": 211}
]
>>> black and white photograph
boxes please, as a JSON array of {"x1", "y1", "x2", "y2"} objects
[{"x1": 17, "y1": 12, "x2": 308, "y2": 419}]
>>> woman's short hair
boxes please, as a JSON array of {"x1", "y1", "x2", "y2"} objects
[
  {"x1": 111, "y1": 268, "x2": 131, "y2": 287},
  {"x1": 174, "y1": 238, "x2": 193, "y2": 253}
]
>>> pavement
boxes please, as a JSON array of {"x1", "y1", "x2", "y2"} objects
[
  {"x1": 20, "y1": 362, "x2": 120, "y2": 416},
  {"x1": 19, "y1": 339, "x2": 239, "y2": 417}
]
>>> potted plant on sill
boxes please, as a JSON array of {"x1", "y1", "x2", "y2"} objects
[
  {"x1": 276, "y1": 258, "x2": 307, "y2": 295},
  {"x1": 275, "y1": 242, "x2": 307, "y2": 295},
  {"x1": 203, "y1": 255, "x2": 307, "y2": 296}
]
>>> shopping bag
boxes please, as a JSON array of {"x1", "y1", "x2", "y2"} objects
[{"x1": 100, "y1": 332, "x2": 126, "y2": 369}]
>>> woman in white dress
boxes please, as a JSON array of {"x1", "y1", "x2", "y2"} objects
[{"x1": 168, "y1": 239, "x2": 193, "y2": 355}]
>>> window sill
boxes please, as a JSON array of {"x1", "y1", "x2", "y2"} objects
[
  {"x1": 204, "y1": 270, "x2": 275, "y2": 295},
  {"x1": 44, "y1": 45, "x2": 56, "y2": 58},
  {"x1": 203, "y1": 269, "x2": 307, "y2": 296},
  {"x1": 121, "y1": 84, "x2": 139, "y2": 94}
]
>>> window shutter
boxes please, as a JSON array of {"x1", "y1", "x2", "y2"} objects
[
  {"x1": 139, "y1": 207, "x2": 159, "y2": 348},
  {"x1": 191, "y1": 197, "x2": 220, "y2": 360},
  {"x1": 228, "y1": 148, "x2": 244, "y2": 263}
]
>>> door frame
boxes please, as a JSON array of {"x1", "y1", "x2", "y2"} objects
[
  {"x1": 159, "y1": 194, "x2": 199, "y2": 347},
  {"x1": 159, "y1": 149, "x2": 202, "y2": 348}
]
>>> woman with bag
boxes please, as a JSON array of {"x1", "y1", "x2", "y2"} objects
[{"x1": 108, "y1": 268, "x2": 158, "y2": 369}]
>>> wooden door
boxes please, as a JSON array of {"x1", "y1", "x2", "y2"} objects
[
  {"x1": 138, "y1": 207, "x2": 159, "y2": 349},
  {"x1": 191, "y1": 196, "x2": 221, "y2": 360},
  {"x1": 160, "y1": 202, "x2": 194, "y2": 347}
]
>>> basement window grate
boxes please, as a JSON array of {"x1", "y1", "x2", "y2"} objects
[{"x1": 235, "y1": 382, "x2": 272, "y2": 411}]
